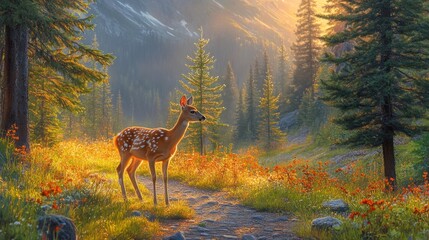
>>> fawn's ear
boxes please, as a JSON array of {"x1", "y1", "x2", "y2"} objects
[
  {"x1": 180, "y1": 95, "x2": 187, "y2": 108},
  {"x1": 187, "y1": 96, "x2": 193, "y2": 105}
]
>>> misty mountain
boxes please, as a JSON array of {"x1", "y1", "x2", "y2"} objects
[{"x1": 90, "y1": 0, "x2": 300, "y2": 125}]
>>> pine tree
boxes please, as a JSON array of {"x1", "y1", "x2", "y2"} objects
[
  {"x1": 291, "y1": 0, "x2": 321, "y2": 109},
  {"x1": 321, "y1": 0, "x2": 429, "y2": 187},
  {"x1": 112, "y1": 91, "x2": 124, "y2": 134},
  {"x1": 0, "y1": 0, "x2": 113, "y2": 150},
  {"x1": 0, "y1": 0, "x2": 34, "y2": 151},
  {"x1": 259, "y1": 51, "x2": 269, "y2": 90},
  {"x1": 246, "y1": 66, "x2": 258, "y2": 141},
  {"x1": 29, "y1": 66, "x2": 66, "y2": 145},
  {"x1": 221, "y1": 62, "x2": 239, "y2": 125},
  {"x1": 167, "y1": 89, "x2": 183, "y2": 129},
  {"x1": 234, "y1": 85, "x2": 248, "y2": 144},
  {"x1": 277, "y1": 44, "x2": 290, "y2": 112},
  {"x1": 180, "y1": 29, "x2": 225, "y2": 155},
  {"x1": 254, "y1": 59, "x2": 262, "y2": 97},
  {"x1": 100, "y1": 73, "x2": 113, "y2": 139},
  {"x1": 258, "y1": 68, "x2": 285, "y2": 150}
]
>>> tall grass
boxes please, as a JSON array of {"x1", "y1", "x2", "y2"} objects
[
  {"x1": 0, "y1": 139, "x2": 193, "y2": 239},
  {"x1": 1, "y1": 137, "x2": 428, "y2": 239},
  {"x1": 166, "y1": 148, "x2": 429, "y2": 239}
]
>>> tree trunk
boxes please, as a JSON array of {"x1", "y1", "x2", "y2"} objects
[
  {"x1": 1, "y1": 24, "x2": 30, "y2": 152},
  {"x1": 382, "y1": 132, "x2": 396, "y2": 190}
]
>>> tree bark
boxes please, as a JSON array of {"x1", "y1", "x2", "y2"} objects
[
  {"x1": 382, "y1": 131, "x2": 396, "y2": 189},
  {"x1": 1, "y1": 24, "x2": 30, "y2": 152}
]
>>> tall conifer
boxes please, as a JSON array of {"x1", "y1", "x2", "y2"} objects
[
  {"x1": 221, "y1": 62, "x2": 239, "y2": 125},
  {"x1": 180, "y1": 29, "x2": 225, "y2": 155},
  {"x1": 321, "y1": 0, "x2": 429, "y2": 187},
  {"x1": 291, "y1": 0, "x2": 321, "y2": 109},
  {"x1": 258, "y1": 68, "x2": 285, "y2": 150},
  {"x1": 246, "y1": 66, "x2": 258, "y2": 141}
]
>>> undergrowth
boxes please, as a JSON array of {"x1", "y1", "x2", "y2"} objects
[
  {"x1": 0, "y1": 139, "x2": 193, "y2": 239},
  {"x1": 1, "y1": 136, "x2": 428, "y2": 239}
]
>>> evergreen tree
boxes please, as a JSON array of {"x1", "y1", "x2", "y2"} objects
[
  {"x1": 166, "y1": 89, "x2": 182, "y2": 129},
  {"x1": 321, "y1": 0, "x2": 429, "y2": 187},
  {"x1": 0, "y1": 0, "x2": 33, "y2": 150},
  {"x1": 0, "y1": 0, "x2": 113, "y2": 150},
  {"x1": 29, "y1": 66, "x2": 67, "y2": 145},
  {"x1": 180, "y1": 29, "x2": 225, "y2": 155},
  {"x1": 246, "y1": 66, "x2": 258, "y2": 141},
  {"x1": 277, "y1": 44, "x2": 290, "y2": 112},
  {"x1": 254, "y1": 59, "x2": 262, "y2": 97},
  {"x1": 291, "y1": 0, "x2": 321, "y2": 109},
  {"x1": 112, "y1": 91, "x2": 124, "y2": 134},
  {"x1": 100, "y1": 73, "x2": 113, "y2": 139},
  {"x1": 260, "y1": 50, "x2": 269, "y2": 90},
  {"x1": 234, "y1": 85, "x2": 248, "y2": 144},
  {"x1": 221, "y1": 62, "x2": 239, "y2": 125},
  {"x1": 258, "y1": 68, "x2": 285, "y2": 150}
]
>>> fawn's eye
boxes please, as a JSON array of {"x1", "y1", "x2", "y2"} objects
[{"x1": 190, "y1": 110, "x2": 196, "y2": 114}]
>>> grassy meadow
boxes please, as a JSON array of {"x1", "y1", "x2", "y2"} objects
[{"x1": 0, "y1": 135, "x2": 428, "y2": 239}]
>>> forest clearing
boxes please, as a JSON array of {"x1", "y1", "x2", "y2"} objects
[{"x1": 1, "y1": 0, "x2": 429, "y2": 239}]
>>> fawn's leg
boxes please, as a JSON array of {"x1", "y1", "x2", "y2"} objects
[
  {"x1": 148, "y1": 160, "x2": 157, "y2": 205},
  {"x1": 117, "y1": 152, "x2": 132, "y2": 200},
  {"x1": 162, "y1": 159, "x2": 170, "y2": 206},
  {"x1": 126, "y1": 158, "x2": 143, "y2": 200}
]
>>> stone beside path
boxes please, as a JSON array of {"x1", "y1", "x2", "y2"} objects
[{"x1": 139, "y1": 176, "x2": 301, "y2": 240}]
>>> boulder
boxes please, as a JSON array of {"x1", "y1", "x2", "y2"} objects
[
  {"x1": 163, "y1": 231, "x2": 186, "y2": 240},
  {"x1": 37, "y1": 214, "x2": 77, "y2": 240},
  {"x1": 311, "y1": 216, "x2": 342, "y2": 231},
  {"x1": 322, "y1": 199, "x2": 349, "y2": 213},
  {"x1": 242, "y1": 234, "x2": 257, "y2": 240},
  {"x1": 130, "y1": 210, "x2": 142, "y2": 217}
]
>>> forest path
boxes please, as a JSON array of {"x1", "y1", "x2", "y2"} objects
[{"x1": 139, "y1": 176, "x2": 301, "y2": 240}]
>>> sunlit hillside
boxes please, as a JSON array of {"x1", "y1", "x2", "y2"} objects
[{"x1": 90, "y1": 0, "x2": 327, "y2": 124}]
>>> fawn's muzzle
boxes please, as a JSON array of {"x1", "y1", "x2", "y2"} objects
[{"x1": 199, "y1": 115, "x2": 206, "y2": 121}]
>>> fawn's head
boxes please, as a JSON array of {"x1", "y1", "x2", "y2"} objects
[{"x1": 180, "y1": 95, "x2": 206, "y2": 122}]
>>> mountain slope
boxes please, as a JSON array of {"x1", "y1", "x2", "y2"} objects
[{"x1": 89, "y1": 0, "x2": 303, "y2": 125}]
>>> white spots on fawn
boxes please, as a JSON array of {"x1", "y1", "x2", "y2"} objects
[{"x1": 165, "y1": 137, "x2": 169, "y2": 141}]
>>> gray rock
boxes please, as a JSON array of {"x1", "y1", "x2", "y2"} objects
[
  {"x1": 242, "y1": 234, "x2": 257, "y2": 240},
  {"x1": 311, "y1": 216, "x2": 342, "y2": 231},
  {"x1": 322, "y1": 199, "x2": 349, "y2": 213},
  {"x1": 201, "y1": 201, "x2": 219, "y2": 207},
  {"x1": 199, "y1": 195, "x2": 210, "y2": 199},
  {"x1": 163, "y1": 231, "x2": 186, "y2": 240},
  {"x1": 202, "y1": 219, "x2": 216, "y2": 223},
  {"x1": 252, "y1": 215, "x2": 264, "y2": 221},
  {"x1": 130, "y1": 210, "x2": 142, "y2": 217},
  {"x1": 223, "y1": 235, "x2": 238, "y2": 239},
  {"x1": 270, "y1": 216, "x2": 288, "y2": 222},
  {"x1": 40, "y1": 205, "x2": 51, "y2": 212},
  {"x1": 37, "y1": 215, "x2": 77, "y2": 240},
  {"x1": 196, "y1": 226, "x2": 209, "y2": 232}
]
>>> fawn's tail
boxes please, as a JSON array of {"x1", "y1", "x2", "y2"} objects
[{"x1": 113, "y1": 135, "x2": 119, "y2": 150}]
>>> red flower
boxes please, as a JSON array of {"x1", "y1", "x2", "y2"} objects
[
  {"x1": 41, "y1": 189, "x2": 51, "y2": 197},
  {"x1": 52, "y1": 202, "x2": 59, "y2": 210}
]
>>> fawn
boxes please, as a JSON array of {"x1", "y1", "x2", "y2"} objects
[{"x1": 113, "y1": 95, "x2": 205, "y2": 205}]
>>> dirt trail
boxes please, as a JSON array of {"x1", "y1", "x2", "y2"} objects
[{"x1": 139, "y1": 177, "x2": 301, "y2": 240}]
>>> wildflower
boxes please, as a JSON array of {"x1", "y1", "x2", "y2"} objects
[
  {"x1": 349, "y1": 211, "x2": 360, "y2": 220},
  {"x1": 361, "y1": 198, "x2": 374, "y2": 206},
  {"x1": 52, "y1": 202, "x2": 59, "y2": 210},
  {"x1": 41, "y1": 190, "x2": 50, "y2": 197}
]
